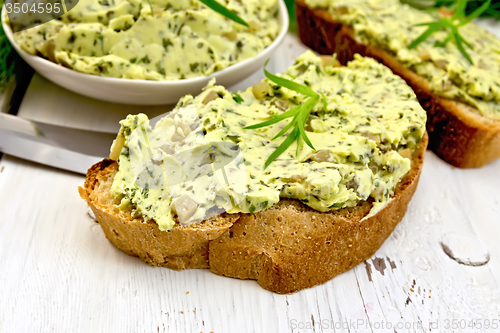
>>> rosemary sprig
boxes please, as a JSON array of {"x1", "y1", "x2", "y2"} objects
[
  {"x1": 199, "y1": 0, "x2": 249, "y2": 27},
  {"x1": 245, "y1": 60, "x2": 319, "y2": 168},
  {"x1": 408, "y1": 0, "x2": 491, "y2": 64}
]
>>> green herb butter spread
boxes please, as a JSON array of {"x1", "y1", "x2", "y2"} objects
[
  {"x1": 110, "y1": 52, "x2": 426, "y2": 231},
  {"x1": 13, "y1": 0, "x2": 279, "y2": 80},
  {"x1": 306, "y1": 0, "x2": 500, "y2": 121}
]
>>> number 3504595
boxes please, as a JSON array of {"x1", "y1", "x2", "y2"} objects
[
  {"x1": 443, "y1": 319, "x2": 499, "y2": 329},
  {"x1": 5, "y1": 2, "x2": 62, "y2": 14}
]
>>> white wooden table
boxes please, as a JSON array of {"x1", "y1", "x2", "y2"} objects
[{"x1": 1, "y1": 31, "x2": 500, "y2": 332}]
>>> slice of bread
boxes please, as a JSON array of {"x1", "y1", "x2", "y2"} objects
[
  {"x1": 296, "y1": 0, "x2": 500, "y2": 168},
  {"x1": 79, "y1": 133, "x2": 427, "y2": 294}
]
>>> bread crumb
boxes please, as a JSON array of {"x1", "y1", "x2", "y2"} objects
[
  {"x1": 180, "y1": 311, "x2": 184, "y2": 314},
  {"x1": 186, "y1": 291, "x2": 190, "y2": 294}
]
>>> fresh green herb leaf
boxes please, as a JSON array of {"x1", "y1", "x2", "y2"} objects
[
  {"x1": 199, "y1": 0, "x2": 249, "y2": 27},
  {"x1": 324, "y1": 53, "x2": 339, "y2": 68},
  {"x1": 231, "y1": 92, "x2": 244, "y2": 103},
  {"x1": 453, "y1": 30, "x2": 473, "y2": 63},
  {"x1": 453, "y1": 0, "x2": 468, "y2": 19},
  {"x1": 144, "y1": 0, "x2": 250, "y2": 26},
  {"x1": 408, "y1": 21, "x2": 442, "y2": 49},
  {"x1": 0, "y1": 0, "x2": 23, "y2": 91},
  {"x1": 272, "y1": 115, "x2": 298, "y2": 140},
  {"x1": 245, "y1": 61, "x2": 321, "y2": 168},
  {"x1": 408, "y1": 0, "x2": 492, "y2": 64},
  {"x1": 403, "y1": 0, "x2": 500, "y2": 19},
  {"x1": 320, "y1": 91, "x2": 328, "y2": 110},
  {"x1": 264, "y1": 127, "x2": 300, "y2": 169},
  {"x1": 434, "y1": 29, "x2": 454, "y2": 47},
  {"x1": 0, "y1": 27, "x2": 14, "y2": 89},
  {"x1": 296, "y1": 96, "x2": 318, "y2": 151},
  {"x1": 263, "y1": 60, "x2": 317, "y2": 97},
  {"x1": 245, "y1": 104, "x2": 301, "y2": 130},
  {"x1": 285, "y1": 0, "x2": 297, "y2": 33},
  {"x1": 459, "y1": 0, "x2": 492, "y2": 25},
  {"x1": 146, "y1": 0, "x2": 153, "y2": 16}
]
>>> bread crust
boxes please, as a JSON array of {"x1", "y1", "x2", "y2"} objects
[
  {"x1": 79, "y1": 133, "x2": 428, "y2": 294},
  {"x1": 79, "y1": 159, "x2": 239, "y2": 270},
  {"x1": 296, "y1": 0, "x2": 500, "y2": 168}
]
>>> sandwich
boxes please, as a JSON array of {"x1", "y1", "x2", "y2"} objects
[
  {"x1": 79, "y1": 51, "x2": 428, "y2": 293},
  {"x1": 296, "y1": 0, "x2": 500, "y2": 168}
]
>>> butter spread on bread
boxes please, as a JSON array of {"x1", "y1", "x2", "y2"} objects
[
  {"x1": 305, "y1": 0, "x2": 500, "y2": 121},
  {"x1": 108, "y1": 51, "x2": 426, "y2": 231}
]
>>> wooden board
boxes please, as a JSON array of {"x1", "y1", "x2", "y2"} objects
[{"x1": 1, "y1": 33, "x2": 499, "y2": 333}]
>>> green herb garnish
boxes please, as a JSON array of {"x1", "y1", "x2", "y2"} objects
[
  {"x1": 408, "y1": 0, "x2": 491, "y2": 64},
  {"x1": 245, "y1": 60, "x2": 320, "y2": 168},
  {"x1": 231, "y1": 92, "x2": 244, "y2": 103},
  {"x1": 1, "y1": 1, "x2": 34, "y2": 101},
  {"x1": 146, "y1": 0, "x2": 248, "y2": 26},
  {"x1": 0, "y1": 26, "x2": 14, "y2": 89},
  {"x1": 0, "y1": 0, "x2": 18, "y2": 90},
  {"x1": 146, "y1": 0, "x2": 249, "y2": 27},
  {"x1": 146, "y1": 0, "x2": 153, "y2": 16},
  {"x1": 199, "y1": 0, "x2": 249, "y2": 27},
  {"x1": 403, "y1": 0, "x2": 500, "y2": 19},
  {"x1": 285, "y1": 0, "x2": 297, "y2": 33}
]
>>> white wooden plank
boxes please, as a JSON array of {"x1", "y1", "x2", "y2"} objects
[
  {"x1": 2, "y1": 147, "x2": 499, "y2": 332},
  {"x1": 353, "y1": 153, "x2": 500, "y2": 333}
]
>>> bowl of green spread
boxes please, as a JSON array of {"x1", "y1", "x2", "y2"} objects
[{"x1": 2, "y1": 0, "x2": 288, "y2": 105}]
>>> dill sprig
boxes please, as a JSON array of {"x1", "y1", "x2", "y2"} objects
[
  {"x1": 408, "y1": 0, "x2": 492, "y2": 64},
  {"x1": 245, "y1": 60, "x2": 319, "y2": 168}
]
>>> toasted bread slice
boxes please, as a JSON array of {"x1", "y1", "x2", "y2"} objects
[
  {"x1": 296, "y1": 0, "x2": 500, "y2": 168},
  {"x1": 79, "y1": 133, "x2": 427, "y2": 294}
]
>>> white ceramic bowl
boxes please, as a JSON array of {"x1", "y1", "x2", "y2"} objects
[{"x1": 2, "y1": 1, "x2": 288, "y2": 105}]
